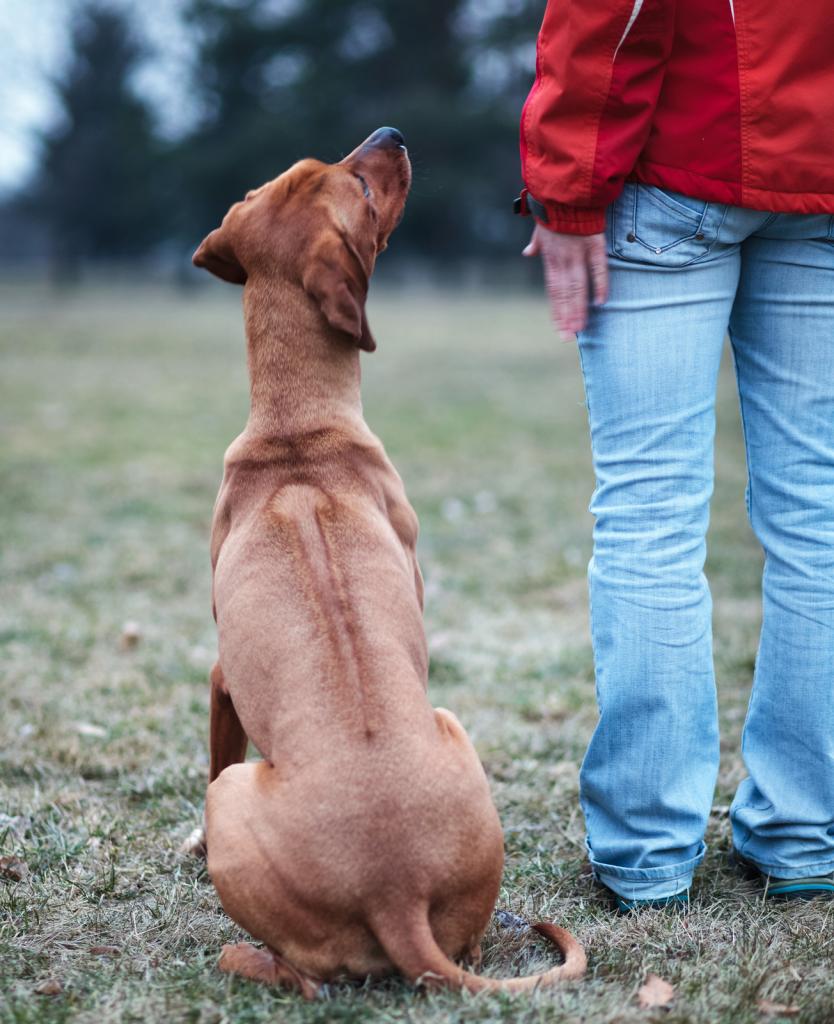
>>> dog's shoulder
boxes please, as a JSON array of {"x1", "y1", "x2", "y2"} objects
[{"x1": 212, "y1": 426, "x2": 418, "y2": 556}]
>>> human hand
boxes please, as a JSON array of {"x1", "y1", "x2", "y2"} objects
[{"x1": 522, "y1": 224, "x2": 608, "y2": 338}]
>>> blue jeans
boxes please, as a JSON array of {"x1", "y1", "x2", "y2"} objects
[{"x1": 577, "y1": 183, "x2": 834, "y2": 899}]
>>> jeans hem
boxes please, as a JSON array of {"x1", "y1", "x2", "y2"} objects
[
  {"x1": 595, "y1": 872, "x2": 693, "y2": 901},
  {"x1": 588, "y1": 841, "x2": 707, "y2": 882},
  {"x1": 735, "y1": 849, "x2": 834, "y2": 879}
]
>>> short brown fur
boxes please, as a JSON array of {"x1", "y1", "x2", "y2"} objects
[{"x1": 189, "y1": 129, "x2": 586, "y2": 995}]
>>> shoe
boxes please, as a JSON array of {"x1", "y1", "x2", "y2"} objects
[
  {"x1": 730, "y1": 848, "x2": 834, "y2": 901},
  {"x1": 614, "y1": 891, "x2": 689, "y2": 914},
  {"x1": 599, "y1": 883, "x2": 689, "y2": 914}
]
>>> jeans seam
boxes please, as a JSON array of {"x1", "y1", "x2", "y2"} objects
[
  {"x1": 618, "y1": 194, "x2": 731, "y2": 267},
  {"x1": 727, "y1": 329, "x2": 760, "y2": 844},
  {"x1": 728, "y1": 335, "x2": 755, "y2": 527},
  {"x1": 575, "y1": 337, "x2": 602, "y2": 842},
  {"x1": 639, "y1": 183, "x2": 705, "y2": 226}
]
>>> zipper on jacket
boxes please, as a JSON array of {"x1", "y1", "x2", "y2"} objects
[{"x1": 613, "y1": 0, "x2": 645, "y2": 60}]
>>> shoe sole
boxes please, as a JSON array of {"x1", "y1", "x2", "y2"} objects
[
  {"x1": 767, "y1": 879, "x2": 834, "y2": 900},
  {"x1": 615, "y1": 892, "x2": 689, "y2": 914},
  {"x1": 730, "y1": 849, "x2": 834, "y2": 900}
]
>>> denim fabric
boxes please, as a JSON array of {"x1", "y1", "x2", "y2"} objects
[{"x1": 576, "y1": 183, "x2": 834, "y2": 898}]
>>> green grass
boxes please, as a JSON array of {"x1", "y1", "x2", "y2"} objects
[{"x1": 1, "y1": 281, "x2": 831, "y2": 1023}]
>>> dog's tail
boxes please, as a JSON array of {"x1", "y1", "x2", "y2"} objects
[{"x1": 373, "y1": 908, "x2": 586, "y2": 993}]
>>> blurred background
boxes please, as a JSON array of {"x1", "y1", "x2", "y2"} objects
[{"x1": 1, "y1": 0, "x2": 546, "y2": 282}]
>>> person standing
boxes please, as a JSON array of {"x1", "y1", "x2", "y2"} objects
[{"x1": 518, "y1": 0, "x2": 834, "y2": 911}]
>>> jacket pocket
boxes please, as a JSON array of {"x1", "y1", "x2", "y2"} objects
[{"x1": 612, "y1": 184, "x2": 718, "y2": 267}]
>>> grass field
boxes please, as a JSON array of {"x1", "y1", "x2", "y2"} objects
[{"x1": 1, "y1": 281, "x2": 832, "y2": 1023}]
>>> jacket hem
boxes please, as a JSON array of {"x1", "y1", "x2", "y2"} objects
[{"x1": 633, "y1": 159, "x2": 834, "y2": 215}]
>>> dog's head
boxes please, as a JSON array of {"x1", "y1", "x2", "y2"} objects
[{"x1": 192, "y1": 127, "x2": 411, "y2": 352}]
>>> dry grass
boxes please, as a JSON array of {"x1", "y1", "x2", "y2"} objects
[{"x1": 1, "y1": 281, "x2": 832, "y2": 1023}]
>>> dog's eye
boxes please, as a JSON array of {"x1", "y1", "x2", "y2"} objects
[{"x1": 354, "y1": 174, "x2": 371, "y2": 199}]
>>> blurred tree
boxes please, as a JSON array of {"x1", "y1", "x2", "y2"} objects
[
  {"x1": 181, "y1": 0, "x2": 543, "y2": 258},
  {"x1": 31, "y1": 4, "x2": 168, "y2": 276},
  {"x1": 18, "y1": 0, "x2": 546, "y2": 270}
]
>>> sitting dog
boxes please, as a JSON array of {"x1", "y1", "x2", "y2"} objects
[{"x1": 190, "y1": 127, "x2": 586, "y2": 996}]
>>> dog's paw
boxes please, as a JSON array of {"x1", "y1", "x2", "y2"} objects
[
  {"x1": 219, "y1": 942, "x2": 321, "y2": 998},
  {"x1": 461, "y1": 944, "x2": 483, "y2": 970},
  {"x1": 219, "y1": 943, "x2": 277, "y2": 983},
  {"x1": 179, "y1": 825, "x2": 207, "y2": 859}
]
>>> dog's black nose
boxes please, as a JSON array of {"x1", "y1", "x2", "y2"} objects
[{"x1": 368, "y1": 126, "x2": 406, "y2": 149}]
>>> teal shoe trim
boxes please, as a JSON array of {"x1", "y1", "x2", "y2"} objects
[
  {"x1": 767, "y1": 877, "x2": 834, "y2": 900},
  {"x1": 730, "y1": 848, "x2": 834, "y2": 901},
  {"x1": 613, "y1": 891, "x2": 689, "y2": 915},
  {"x1": 618, "y1": 892, "x2": 688, "y2": 917}
]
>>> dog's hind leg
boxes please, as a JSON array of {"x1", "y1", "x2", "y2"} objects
[
  {"x1": 219, "y1": 942, "x2": 321, "y2": 999},
  {"x1": 209, "y1": 662, "x2": 249, "y2": 782}
]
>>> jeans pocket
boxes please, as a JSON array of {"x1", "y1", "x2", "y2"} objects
[{"x1": 612, "y1": 184, "x2": 718, "y2": 267}]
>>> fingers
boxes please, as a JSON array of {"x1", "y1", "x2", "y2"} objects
[
  {"x1": 545, "y1": 256, "x2": 588, "y2": 337},
  {"x1": 522, "y1": 229, "x2": 540, "y2": 258},
  {"x1": 588, "y1": 233, "x2": 609, "y2": 307},
  {"x1": 524, "y1": 226, "x2": 608, "y2": 339}
]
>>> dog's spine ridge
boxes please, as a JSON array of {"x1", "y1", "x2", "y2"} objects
[{"x1": 373, "y1": 908, "x2": 586, "y2": 993}]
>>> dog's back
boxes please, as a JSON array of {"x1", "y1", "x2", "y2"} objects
[{"x1": 211, "y1": 430, "x2": 426, "y2": 755}]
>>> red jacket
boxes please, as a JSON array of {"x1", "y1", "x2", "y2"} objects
[{"x1": 518, "y1": 0, "x2": 834, "y2": 234}]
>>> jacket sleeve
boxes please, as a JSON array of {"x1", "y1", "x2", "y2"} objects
[{"x1": 519, "y1": 0, "x2": 677, "y2": 234}]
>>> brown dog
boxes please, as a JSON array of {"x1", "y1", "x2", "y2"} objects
[{"x1": 189, "y1": 127, "x2": 586, "y2": 996}]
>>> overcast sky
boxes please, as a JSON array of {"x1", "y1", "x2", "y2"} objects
[
  {"x1": 0, "y1": 0, "x2": 66, "y2": 192},
  {"x1": 0, "y1": 0, "x2": 527, "y2": 196},
  {"x1": 0, "y1": 0, "x2": 195, "y2": 195}
]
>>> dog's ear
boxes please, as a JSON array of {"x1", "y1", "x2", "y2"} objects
[
  {"x1": 302, "y1": 233, "x2": 376, "y2": 352},
  {"x1": 192, "y1": 226, "x2": 247, "y2": 285}
]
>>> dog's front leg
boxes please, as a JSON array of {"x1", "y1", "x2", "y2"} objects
[
  {"x1": 209, "y1": 662, "x2": 249, "y2": 782},
  {"x1": 181, "y1": 663, "x2": 249, "y2": 858}
]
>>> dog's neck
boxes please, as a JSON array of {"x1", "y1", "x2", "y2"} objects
[{"x1": 242, "y1": 281, "x2": 364, "y2": 438}]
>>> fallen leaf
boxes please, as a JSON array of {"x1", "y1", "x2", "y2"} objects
[
  {"x1": 637, "y1": 973, "x2": 675, "y2": 1009},
  {"x1": 35, "y1": 978, "x2": 62, "y2": 996},
  {"x1": 493, "y1": 909, "x2": 529, "y2": 934},
  {"x1": 75, "y1": 722, "x2": 107, "y2": 738},
  {"x1": 0, "y1": 856, "x2": 29, "y2": 882},
  {"x1": 89, "y1": 945, "x2": 120, "y2": 957},
  {"x1": 120, "y1": 620, "x2": 142, "y2": 650},
  {"x1": 757, "y1": 1000, "x2": 800, "y2": 1018}
]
